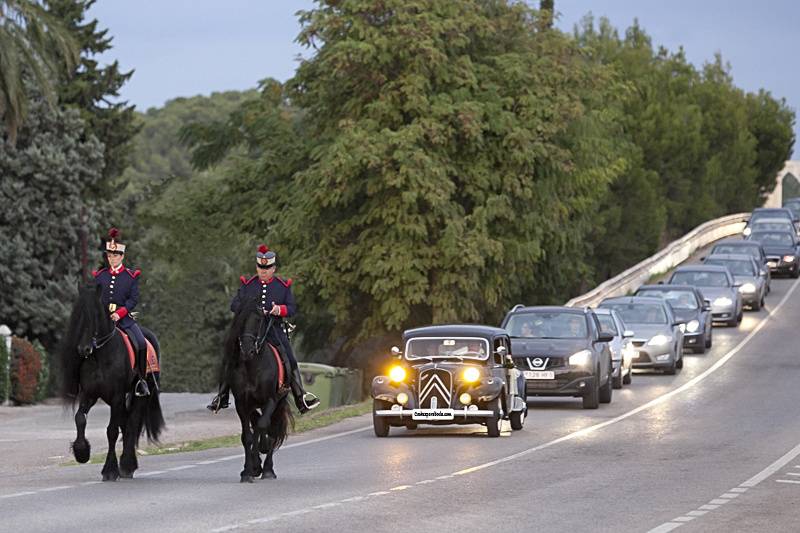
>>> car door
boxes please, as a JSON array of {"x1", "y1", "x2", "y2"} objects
[{"x1": 589, "y1": 313, "x2": 611, "y2": 383}]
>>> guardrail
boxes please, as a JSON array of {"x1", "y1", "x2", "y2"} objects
[{"x1": 565, "y1": 213, "x2": 749, "y2": 308}]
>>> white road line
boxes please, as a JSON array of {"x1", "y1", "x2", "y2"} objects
[
  {"x1": 0, "y1": 491, "x2": 36, "y2": 499},
  {"x1": 775, "y1": 479, "x2": 800, "y2": 485},
  {"x1": 708, "y1": 499, "x2": 729, "y2": 505},
  {"x1": 39, "y1": 485, "x2": 73, "y2": 492},
  {"x1": 673, "y1": 517, "x2": 695, "y2": 523},
  {"x1": 719, "y1": 493, "x2": 739, "y2": 499},
  {"x1": 729, "y1": 487, "x2": 748, "y2": 493},
  {"x1": 137, "y1": 470, "x2": 167, "y2": 477},
  {"x1": 740, "y1": 440, "x2": 800, "y2": 487},
  {"x1": 214, "y1": 278, "x2": 800, "y2": 533},
  {"x1": 168, "y1": 465, "x2": 197, "y2": 471},
  {"x1": 785, "y1": 472, "x2": 800, "y2": 477},
  {"x1": 686, "y1": 511, "x2": 708, "y2": 517},
  {"x1": 367, "y1": 491, "x2": 389, "y2": 497},
  {"x1": 390, "y1": 485, "x2": 411, "y2": 491}
]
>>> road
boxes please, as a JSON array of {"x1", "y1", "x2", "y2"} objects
[{"x1": 2, "y1": 277, "x2": 800, "y2": 533}]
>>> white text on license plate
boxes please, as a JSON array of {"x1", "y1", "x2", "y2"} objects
[
  {"x1": 524, "y1": 370, "x2": 555, "y2": 380},
  {"x1": 412, "y1": 409, "x2": 454, "y2": 421}
]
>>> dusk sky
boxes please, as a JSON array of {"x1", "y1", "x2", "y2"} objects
[{"x1": 88, "y1": 0, "x2": 798, "y2": 156}]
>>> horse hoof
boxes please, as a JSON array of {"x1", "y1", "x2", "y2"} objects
[
  {"x1": 261, "y1": 470, "x2": 277, "y2": 480},
  {"x1": 119, "y1": 470, "x2": 134, "y2": 479},
  {"x1": 102, "y1": 472, "x2": 119, "y2": 482},
  {"x1": 240, "y1": 475, "x2": 255, "y2": 484},
  {"x1": 72, "y1": 440, "x2": 91, "y2": 464}
]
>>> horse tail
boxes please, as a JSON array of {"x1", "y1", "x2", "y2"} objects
[
  {"x1": 269, "y1": 396, "x2": 294, "y2": 450},
  {"x1": 142, "y1": 384, "x2": 166, "y2": 443}
]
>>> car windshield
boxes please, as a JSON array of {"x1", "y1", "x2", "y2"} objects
[
  {"x1": 752, "y1": 221, "x2": 793, "y2": 232},
  {"x1": 705, "y1": 259, "x2": 754, "y2": 276},
  {"x1": 637, "y1": 289, "x2": 698, "y2": 309},
  {"x1": 405, "y1": 337, "x2": 489, "y2": 360},
  {"x1": 750, "y1": 232, "x2": 795, "y2": 246},
  {"x1": 670, "y1": 271, "x2": 730, "y2": 287},
  {"x1": 711, "y1": 244, "x2": 760, "y2": 260},
  {"x1": 784, "y1": 202, "x2": 800, "y2": 217},
  {"x1": 505, "y1": 312, "x2": 588, "y2": 339},
  {"x1": 751, "y1": 211, "x2": 791, "y2": 223},
  {"x1": 595, "y1": 314, "x2": 618, "y2": 335},
  {"x1": 600, "y1": 303, "x2": 667, "y2": 324}
]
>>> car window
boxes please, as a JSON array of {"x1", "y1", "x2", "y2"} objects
[
  {"x1": 704, "y1": 259, "x2": 755, "y2": 276},
  {"x1": 670, "y1": 271, "x2": 730, "y2": 287},
  {"x1": 600, "y1": 303, "x2": 667, "y2": 324},
  {"x1": 595, "y1": 314, "x2": 618, "y2": 335},
  {"x1": 505, "y1": 312, "x2": 588, "y2": 339},
  {"x1": 636, "y1": 289, "x2": 698, "y2": 309},
  {"x1": 406, "y1": 338, "x2": 489, "y2": 360},
  {"x1": 750, "y1": 232, "x2": 795, "y2": 246},
  {"x1": 751, "y1": 221, "x2": 793, "y2": 232},
  {"x1": 711, "y1": 244, "x2": 760, "y2": 261},
  {"x1": 751, "y1": 210, "x2": 791, "y2": 222}
]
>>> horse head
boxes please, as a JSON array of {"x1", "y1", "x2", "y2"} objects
[
  {"x1": 238, "y1": 302, "x2": 268, "y2": 361},
  {"x1": 75, "y1": 281, "x2": 105, "y2": 357}
]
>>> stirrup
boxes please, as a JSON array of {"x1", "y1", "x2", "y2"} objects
[
  {"x1": 207, "y1": 394, "x2": 229, "y2": 413},
  {"x1": 134, "y1": 379, "x2": 150, "y2": 397},
  {"x1": 300, "y1": 393, "x2": 320, "y2": 413}
]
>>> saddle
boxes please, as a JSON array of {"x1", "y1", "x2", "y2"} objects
[
  {"x1": 264, "y1": 343, "x2": 287, "y2": 391},
  {"x1": 117, "y1": 328, "x2": 160, "y2": 374}
]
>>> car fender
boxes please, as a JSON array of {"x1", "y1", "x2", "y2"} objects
[
  {"x1": 467, "y1": 376, "x2": 504, "y2": 402},
  {"x1": 371, "y1": 376, "x2": 414, "y2": 406}
]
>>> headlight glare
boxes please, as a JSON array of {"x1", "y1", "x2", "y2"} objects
[
  {"x1": 389, "y1": 365, "x2": 406, "y2": 383},
  {"x1": 647, "y1": 334, "x2": 671, "y2": 347},
  {"x1": 713, "y1": 297, "x2": 733, "y2": 307},
  {"x1": 743, "y1": 227, "x2": 752, "y2": 236},
  {"x1": 738, "y1": 283, "x2": 756, "y2": 294},
  {"x1": 568, "y1": 349, "x2": 592, "y2": 366},
  {"x1": 783, "y1": 255, "x2": 795, "y2": 263},
  {"x1": 686, "y1": 320, "x2": 700, "y2": 333},
  {"x1": 396, "y1": 392, "x2": 409, "y2": 405},
  {"x1": 462, "y1": 367, "x2": 481, "y2": 383}
]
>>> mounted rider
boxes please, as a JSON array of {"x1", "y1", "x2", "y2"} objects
[
  {"x1": 92, "y1": 228, "x2": 150, "y2": 397},
  {"x1": 208, "y1": 244, "x2": 320, "y2": 414}
]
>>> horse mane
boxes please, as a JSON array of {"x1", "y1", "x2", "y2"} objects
[
  {"x1": 221, "y1": 298, "x2": 260, "y2": 371},
  {"x1": 58, "y1": 290, "x2": 89, "y2": 405}
]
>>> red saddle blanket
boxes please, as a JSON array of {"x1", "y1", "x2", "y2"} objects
[{"x1": 117, "y1": 328, "x2": 160, "y2": 374}]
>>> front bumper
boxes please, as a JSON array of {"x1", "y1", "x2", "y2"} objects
[
  {"x1": 739, "y1": 291, "x2": 760, "y2": 306},
  {"x1": 711, "y1": 303, "x2": 736, "y2": 322},
  {"x1": 682, "y1": 331, "x2": 704, "y2": 348},
  {"x1": 766, "y1": 257, "x2": 797, "y2": 274},
  {"x1": 523, "y1": 368, "x2": 596, "y2": 397},
  {"x1": 374, "y1": 408, "x2": 495, "y2": 420},
  {"x1": 631, "y1": 341, "x2": 674, "y2": 368}
]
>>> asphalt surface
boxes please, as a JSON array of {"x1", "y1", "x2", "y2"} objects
[{"x1": 2, "y1": 279, "x2": 800, "y2": 532}]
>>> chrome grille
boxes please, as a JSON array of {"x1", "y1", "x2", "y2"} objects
[{"x1": 418, "y1": 368, "x2": 452, "y2": 408}]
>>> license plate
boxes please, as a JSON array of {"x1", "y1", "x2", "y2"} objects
[
  {"x1": 412, "y1": 409, "x2": 454, "y2": 421},
  {"x1": 524, "y1": 370, "x2": 555, "y2": 380}
]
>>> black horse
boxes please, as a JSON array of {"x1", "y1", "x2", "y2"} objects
[
  {"x1": 223, "y1": 298, "x2": 293, "y2": 482},
  {"x1": 58, "y1": 282, "x2": 165, "y2": 481}
]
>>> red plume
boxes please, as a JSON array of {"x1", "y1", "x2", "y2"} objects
[
  {"x1": 258, "y1": 244, "x2": 268, "y2": 254},
  {"x1": 108, "y1": 227, "x2": 120, "y2": 239}
]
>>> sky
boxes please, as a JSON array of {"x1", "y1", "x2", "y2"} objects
[{"x1": 87, "y1": 0, "x2": 798, "y2": 155}]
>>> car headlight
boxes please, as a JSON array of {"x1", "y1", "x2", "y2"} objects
[
  {"x1": 783, "y1": 255, "x2": 795, "y2": 263},
  {"x1": 396, "y1": 392, "x2": 409, "y2": 405},
  {"x1": 713, "y1": 297, "x2": 733, "y2": 307},
  {"x1": 389, "y1": 365, "x2": 406, "y2": 383},
  {"x1": 743, "y1": 227, "x2": 752, "y2": 236},
  {"x1": 686, "y1": 320, "x2": 700, "y2": 333},
  {"x1": 647, "y1": 334, "x2": 671, "y2": 347},
  {"x1": 568, "y1": 349, "x2": 592, "y2": 366},
  {"x1": 622, "y1": 342, "x2": 636, "y2": 361},
  {"x1": 738, "y1": 283, "x2": 756, "y2": 294},
  {"x1": 462, "y1": 367, "x2": 481, "y2": 383}
]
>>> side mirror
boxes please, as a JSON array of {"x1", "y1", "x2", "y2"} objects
[
  {"x1": 623, "y1": 330, "x2": 634, "y2": 339},
  {"x1": 699, "y1": 256, "x2": 706, "y2": 262},
  {"x1": 657, "y1": 280, "x2": 664, "y2": 285},
  {"x1": 494, "y1": 345, "x2": 507, "y2": 365},
  {"x1": 596, "y1": 332, "x2": 614, "y2": 343},
  {"x1": 390, "y1": 346, "x2": 402, "y2": 359},
  {"x1": 759, "y1": 270, "x2": 767, "y2": 277}
]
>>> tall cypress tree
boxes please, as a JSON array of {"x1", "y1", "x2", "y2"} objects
[{"x1": 47, "y1": 0, "x2": 139, "y2": 186}]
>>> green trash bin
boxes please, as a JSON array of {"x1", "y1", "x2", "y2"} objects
[
  {"x1": 297, "y1": 363, "x2": 337, "y2": 411},
  {"x1": 340, "y1": 368, "x2": 363, "y2": 405}
]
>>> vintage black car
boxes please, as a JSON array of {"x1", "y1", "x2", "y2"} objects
[
  {"x1": 371, "y1": 325, "x2": 527, "y2": 438},
  {"x1": 500, "y1": 306, "x2": 614, "y2": 409}
]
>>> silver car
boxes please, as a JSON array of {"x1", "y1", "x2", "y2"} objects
[
  {"x1": 703, "y1": 253, "x2": 767, "y2": 311},
  {"x1": 593, "y1": 308, "x2": 634, "y2": 388},
  {"x1": 598, "y1": 296, "x2": 685, "y2": 375},
  {"x1": 668, "y1": 265, "x2": 743, "y2": 327}
]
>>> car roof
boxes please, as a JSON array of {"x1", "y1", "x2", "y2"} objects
[
  {"x1": 713, "y1": 239, "x2": 761, "y2": 247},
  {"x1": 403, "y1": 324, "x2": 508, "y2": 339},
  {"x1": 752, "y1": 207, "x2": 792, "y2": 214},
  {"x1": 600, "y1": 295, "x2": 670, "y2": 305},
  {"x1": 704, "y1": 253, "x2": 756, "y2": 262},
  {"x1": 636, "y1": 284, "x2": 699, "y2": 293},
  {"x1": 751, "y1": 217, "x2": 793, "y2": 223},
  {"x1": 748, "y1": 230, "x2": 796, "y2": 237},
  {"x1": 507, "y1": 305, "x2": 589, "y2": 315},
  {"x1": 672, "y1": 264, "x2": 730, "y2": 273}
]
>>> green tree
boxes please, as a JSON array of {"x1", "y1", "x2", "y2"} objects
[
  {"x1": 0, "y1": 0, "x2": 78, "y2": 143},
  {"x1": 46, "y1": 0, "x2": 139, "y2": 184}
]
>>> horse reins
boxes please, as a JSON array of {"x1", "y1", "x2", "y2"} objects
[
  {"x1": 239, "y1": 314, "x2": 274, "y2": 359},
  {"x1": 87, "y1": 328, "x2": 117, "y2": 357}
]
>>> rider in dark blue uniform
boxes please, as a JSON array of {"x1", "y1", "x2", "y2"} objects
[
  {"x1": 93, "y1": 228, "x2": 150, "y2": 397},
  {"x1": 208, "y1": 245, "x2": 319, "y2": 413}
]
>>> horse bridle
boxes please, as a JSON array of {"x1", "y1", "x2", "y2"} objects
[
  {"x1": 89, "y1": 328, "x2": 117, "y2": 355},
  {"x1": 239, "y1": 314, "x2": 274, "y2": 360}
]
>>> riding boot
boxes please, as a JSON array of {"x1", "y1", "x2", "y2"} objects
[
  {"x1": 290, "y1": 368, "x2": 319, "y2": 414},
  {"x1": 207, "y1": 383, "x2": 230, "y2": 412},
  {"x1": 134, "y1": 347, "x2": 150, "y2": 397}
]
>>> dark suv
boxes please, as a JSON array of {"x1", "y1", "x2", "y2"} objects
[{"x1": 501, "y1": 306, "x2": 614, "y2": 409}]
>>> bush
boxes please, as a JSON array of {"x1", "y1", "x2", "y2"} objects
[
  {"x1": 32, "y1": 340, "x2": 50, "y2": 402},
  {"x1": 0, "y1": 337, "x2": 9, "y2": 403},
  {"x1": 10, "y1": 337, "x2": 43, "y2": 405}
]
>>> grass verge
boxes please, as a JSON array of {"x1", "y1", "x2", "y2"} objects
[{"x1": 63, "y1": 400, "x2": 371, "y2": 466}]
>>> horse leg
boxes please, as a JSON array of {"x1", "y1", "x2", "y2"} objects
[
  {"x1": 71, "y1": 395, "x2": 96, "y2": 464},
  {"x1": 249, "y1": 411, "x2": 263, "y2": 477},
  {"x1": 237, "y1": 402, "x2": 256, "y2": 483},
  {"x1": 257, "y1": 398, "x2": 278, "y2": 480},
  {"x1": 101, "y1": 400, "x2": 124, "y2": 482},
  {"x1": 119, "y1": 394, "x2": 139, "y2": 478}
]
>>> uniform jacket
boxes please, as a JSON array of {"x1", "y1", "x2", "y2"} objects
[
  {"x1": 93, "y1": 264, "x2": 140, "y2": 329},
  {"x1": 231, "y1": 275, "x2": 296, "y2": 346}
]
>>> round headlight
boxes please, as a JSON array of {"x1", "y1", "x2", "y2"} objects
[
  {"x1": 647, "y1": 334, "x2": 671, "y2": 347},
  {"x1": 686, "y1": 319, "x2": 700, "y2": 333},
  {"x1": 463, "y1": 367, "x2": 481, "y2": 383},
  {"x1": 389, "y1": 366, "x2": 406, "y2": 383},
  {"x1": 396, "y1": 392, "x2": 409, "y2": 405},
  {"x1": 459, "y1": 393, "x2": 472, "y2": 405}
]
